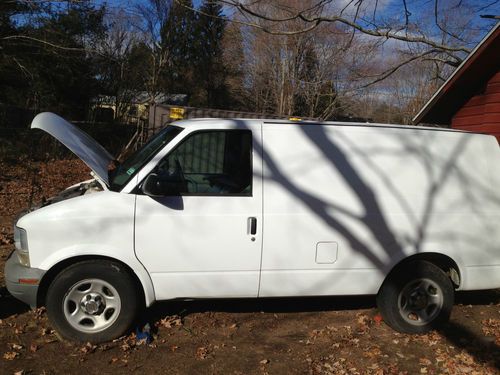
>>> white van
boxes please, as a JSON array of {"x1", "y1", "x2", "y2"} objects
[{"x1": 5, "y1": 112, "x2": 500, "y2": 342}]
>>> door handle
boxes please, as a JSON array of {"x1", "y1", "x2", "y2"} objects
[{"x1": 248, "y1": 217, "x2": 257, "y2": 235}]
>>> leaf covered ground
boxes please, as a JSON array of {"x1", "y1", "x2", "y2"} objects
[{"x1": 0, "y1": 159, "x2": 499, "y2": 374}]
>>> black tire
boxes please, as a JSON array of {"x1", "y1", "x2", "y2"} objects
[
  {"x1": 376, "y1": 260, "x2": 454, "y2": 334},
  {"x1": 46, "y1": 260, "x2": 140, "y2": 343}
]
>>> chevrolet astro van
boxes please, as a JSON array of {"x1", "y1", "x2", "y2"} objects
[{"x1": 5, "y1": 112, "x2": 500, "y2": 342}]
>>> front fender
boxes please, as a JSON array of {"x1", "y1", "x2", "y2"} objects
[{"x1": 39, "y1": 245, "x2": 156, "y2": 306}]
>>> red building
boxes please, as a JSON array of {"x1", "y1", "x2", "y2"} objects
[{"x1": 413, "y1": 22, "x2": 500, "y2": 142}]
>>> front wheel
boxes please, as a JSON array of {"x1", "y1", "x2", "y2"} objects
[
  {"x1": 377, "y1": 260, "x2": 454, "y2": 334},
  {"x1": 46, "y1": 260, "x2": 140, "y2": 343}
]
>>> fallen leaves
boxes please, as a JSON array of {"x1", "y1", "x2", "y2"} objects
[
  {"x1": 308, "y1": 355, "x2": 352, "y2": 375},
  {"x1": 356, "y1": 314, "x2": 370, "y2": 332},
  {"x1": 0, "y1": 229, "x2": 13, "y2": 245},
  {"x1": 363, "y1": 346, "x2": 382, "y2": 359},
  {"x1": 10, "y1": 343, "x2": 23, "y2": 351},
  {"x1": 454, "y1": 351, "x2": 476, "y2": 366},
  {"x1": 412, "y1": 331, "x2": 441, "y2": 347},
  {"x1": 481, "y1": 318, "x2": 500, "y2": 345},
  {"x1": 3, "y1": 343, "x2": 24, "y2": 361},
  {"x1": 158, "y1": 315, "x2": 183, "y2": 329},
  {"x1": 373, "y1": 314, "x2": 383, "y2": 325},
  {"x1": 40, "y1": 327, "x2": 53, "y2": 336},
  {"x1": 119, "y1": 334, "x2": 138, "y2": 352},
  {"x1": 195, "y1": 346, "x2": 209, "y2": 360},
  {"x1": 306, "y1": 325, "x2": 344, "y2": 344},
  {"x1": 79, "y1": 342, "x2": 97, "y2": 355},
  {"x1": 419, "y1": 358, "x2": 432, "y2": 366},
  {"x1": 3, "y1": 351, "x2": 20, "y2": 360},
  {"x1": 0, "y1": 159, "x2": 90, "y2": 220},
  {"x1": 33, "y1": 307, "x2": 46, "y2": 320}
]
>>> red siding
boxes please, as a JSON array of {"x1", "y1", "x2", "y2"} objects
[{"x1": 452, "y1": 71, "x2": 500, "y2": 143}]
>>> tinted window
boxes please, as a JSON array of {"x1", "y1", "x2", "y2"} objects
[{"x1": 154, "y1": 130, "x2": 252, "y2": 195}]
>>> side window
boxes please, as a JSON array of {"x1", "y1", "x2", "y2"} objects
[{"x1": 154, "y1": 130, "x2": 252, "y2": 195}]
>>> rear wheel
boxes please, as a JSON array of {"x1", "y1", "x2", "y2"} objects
[
  {"x1": 46, "y1": 260, "x2": 139, "y2": 343},
  {"x1": 377, "y1": 260, "x2": 454, "y2": 333}
]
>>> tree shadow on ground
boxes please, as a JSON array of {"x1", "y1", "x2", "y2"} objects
[
  {"x1": 143, "y1": 295, "x2": 377, "y2": 322},
  {"x1": 439, "y1": 320, "x2": 500, "y2": 369},
  {"x1": 451, "y1": 290, "x2": 500, "y2": 370},
  {"x1": 142, "y1": 289, "x2": 499, "y2": 321},
  {"x1": 455, "y1": 289, "x2": 500, "y2": 305},
  {"x1": 0, "y1": 287, "x2": 30, "y2": 319},
  {"x1": 140, "y1": 291, "x2": 500, "y2": 370}
]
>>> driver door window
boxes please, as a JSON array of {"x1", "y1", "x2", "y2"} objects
[{"x1": 155, "y1": 130, "x2": 252, "y2": 195}]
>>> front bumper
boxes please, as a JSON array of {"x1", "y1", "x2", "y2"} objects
[{"x1": 4, "y1": 252, "x2": 45, "y2": 308}]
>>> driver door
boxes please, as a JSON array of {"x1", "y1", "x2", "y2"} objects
[{"x1": 134, "y1": 125, "x2": 263, "y2": 300}]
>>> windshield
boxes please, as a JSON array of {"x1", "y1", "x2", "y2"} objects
[{"x1": 110, "y1": 125, "x2": 183, "y2": 191}]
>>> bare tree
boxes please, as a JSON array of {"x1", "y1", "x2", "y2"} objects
[
  {"x1": 220, "y1": 21, "x2": 248, "y2": 110},
  {"x1": 133, "y1": 0, "x2": 173, "y2": 103},
  {"x1": 230, "y1": 0, "x2": 382, "y2": 119},
  {"x1": 96, "y1": 9, "x2": 144, "y2": 121},
  {"x1": 187, "y1": 0, "x2": 498, "y2": 86}
]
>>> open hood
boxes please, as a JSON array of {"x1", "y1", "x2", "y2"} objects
[{"x1": 31, "y1": 112, "x2": 114, "y2": 186}]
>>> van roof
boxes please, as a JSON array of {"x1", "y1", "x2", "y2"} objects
[{"x1": 172, "y1": 117, "x2": 469, "y2": 134}]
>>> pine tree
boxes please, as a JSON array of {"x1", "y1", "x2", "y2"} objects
[
  {"x1": 0, "y1": 1, "x2": 106, "y2": 118},
  {"x1": 191, "y1": 1, "x2": 227, "y2": 107},
  {"x1": 160, "y1": 0, "x2": 197, "y2": 97}
]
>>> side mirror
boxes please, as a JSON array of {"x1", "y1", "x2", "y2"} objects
[
  {"x1": 142, "y1": 173, "x2": 161, "y2": 197},
  {"x1": 141, "y1": 173, "x2": 182, "y2": 197}
]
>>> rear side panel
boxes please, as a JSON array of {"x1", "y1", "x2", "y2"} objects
[{"x1": 259, "y1": 124, "x2": 500, "y2": 296}]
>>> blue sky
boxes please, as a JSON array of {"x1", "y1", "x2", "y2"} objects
[
  {"x1": 100, "y1": 0, "x2": 498, "y2": 40},
  {"x1": 15, "y1": 0, "x2": 500, "y2": 48},
  {"x1": 95, "y1": 0, "x2": 203, "y2": 11}
]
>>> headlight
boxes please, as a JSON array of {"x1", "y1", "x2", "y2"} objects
[
  {"x1": 14, "y1": 226, "x2": 28, "y2": 251},
  {"x1": 14, "y1": 226, "x2": 30, "y2": 267}
]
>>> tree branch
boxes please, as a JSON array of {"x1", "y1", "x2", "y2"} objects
[
  {"x1": 434, "y1": 0, "x2": 466, "y2": 43},
  {"x1": 359, "y1": 49, "x2": 440, "y2": 88},
  {"x1": 212, "y1": 0, "x2": 471, "y2": 54},
  {"x1": 2, "y1": 35, "x2": 87, "y2": 52}
]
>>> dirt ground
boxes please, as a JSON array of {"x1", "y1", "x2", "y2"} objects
[{"x1": 0, "y1": 159, "x2": 499, "y2": 375}]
